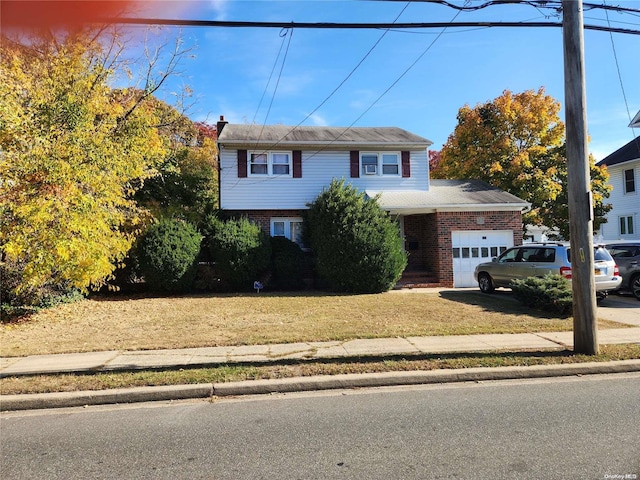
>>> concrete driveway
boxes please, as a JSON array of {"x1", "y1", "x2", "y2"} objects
[
  {"x1": 598, "y1": 293, "x2": 640, "y2": 326},
  {"x1": 399, "y1": 287, "x2": 639, "y2": 327}
]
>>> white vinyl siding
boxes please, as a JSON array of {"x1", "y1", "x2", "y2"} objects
[
  {"x1": 220, "y1": 149, "x2": 429, "y2": 210},
  {"x1": 598, "y1": 160, "x2": 639, "y2": 240}
]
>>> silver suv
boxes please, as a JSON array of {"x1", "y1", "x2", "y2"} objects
[
  {"x1": 602, "y1": 242, "x2": 640, "y2": 300},
  {"x1": 474, "y1": 242, "x2": 622, "y2": 299}
]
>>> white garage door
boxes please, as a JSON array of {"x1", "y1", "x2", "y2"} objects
[{"x1": 452, "y1": 230, "x2": 513, "y2": 287}]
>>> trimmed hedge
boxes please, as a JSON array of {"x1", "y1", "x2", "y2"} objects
[
  {"x1": 206, "y1": 216, "x2": 271, "y2": 291},
  {"x1": 306, "y1": 179, "x2": 407, "y2": 293},
  {"x1": 137, "y1": 218, "x2": 202, "y2": 292},
  {"x1": 510, "y1": 274, "x2": 573, "y2": 317}
]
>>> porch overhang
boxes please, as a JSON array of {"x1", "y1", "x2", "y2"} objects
[{"x1": 366, "y1": 180, "x2": 530, "y2": 216}]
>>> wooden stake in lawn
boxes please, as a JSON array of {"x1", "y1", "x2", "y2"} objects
[{"x1": 562, "y1": 0, "x2": 598, "y2": 355}]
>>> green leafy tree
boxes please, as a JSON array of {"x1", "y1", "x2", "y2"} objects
[
  {"x1": 135, "y1": 102, "x2": 218, "y2": 225},
  {"x1": 0, "y1": 31, "x2": 174, "y2": 297},
  {"x1": 306, "y1": 179, "x2": 407, "y2": 293},
  {"x1": 434, "y1": 88, "x2": 611, "y2": 236}
]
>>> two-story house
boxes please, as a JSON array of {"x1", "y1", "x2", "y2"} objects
[
  {"x1": 596, "y1": 134, "x2": 640, "y2": 241},
  {"x1": 216, "y1": 118, "x2": 528, "y2": 287}
]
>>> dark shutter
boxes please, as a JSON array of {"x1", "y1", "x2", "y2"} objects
[
  {"x1": 293, "y1": 150, "x2": 302, "y2": 178},
  {"x1": 238, "y1": 149, "x2": 247, "y2": 178},
  {"x1": 350, "y1": 151, "x2": 360, "y2": 178},
  {"x1": 401, "y1": 151, "x2": 410, "y2": 178}
]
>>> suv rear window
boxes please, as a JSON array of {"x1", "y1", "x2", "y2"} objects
[{"x1": 567, "y1": 246, "x2": 613, "y2": 262}]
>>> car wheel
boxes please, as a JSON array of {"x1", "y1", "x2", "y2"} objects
[
  {"x1": 631, "y1": 274, "x2": 640, "y2": 301},
  {"x1": 478, "y1": 273, "x2": 495, "y2": 293}
]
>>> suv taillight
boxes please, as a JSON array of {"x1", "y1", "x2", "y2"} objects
[
  {"x1": 614, "y1": 264, "x2": 619, "y2": 276},
  {"x1": 560, "y1": 266, "x2": 572, "y2": 279}
]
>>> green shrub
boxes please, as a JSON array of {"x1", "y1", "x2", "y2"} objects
[
  {"x1": 137, "y1": 218, "x2": 202, "y2": 292},
  {"x1": 206, "y1": 216, "x2": 271, "y2": 291},
  {"x1": 510, "y1": 274, "x2": 573, "y2": 316},
  {"x1": 270, "y1": 236, "x2": 305, "y2": 290},
  {"x1": 306, "y1": 179, "x2": 407, "y2": 293}
]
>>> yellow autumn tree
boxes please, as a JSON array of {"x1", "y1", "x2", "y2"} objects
[
  {"x1": 0, "y1": 32, "x2": 168, "y2": 302},
  {"x1": 435, "y1": 88, "x2": 610, "y2": 236}
]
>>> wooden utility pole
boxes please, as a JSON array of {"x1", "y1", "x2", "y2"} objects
[{"x1": 562, "y1": 0, "x2": 598, "y2": 355}]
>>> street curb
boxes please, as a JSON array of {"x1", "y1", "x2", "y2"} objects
[
  {"x1": 0, "y1": 384, "x2": 213, "y2": 412},
  {"x1": 2, "y1": 360, "x2": 640, "y2": 411},
  {"x1": 212, "y1": 359, "x2": 640, "y2": 395}
]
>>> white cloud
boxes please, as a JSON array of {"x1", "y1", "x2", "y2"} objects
[
  {"x1": 306, "y1": 113, "x2": 329, "y2": 126},
  {"x1": 208, "y1": 0, "x2": 228, "y2": 20}
]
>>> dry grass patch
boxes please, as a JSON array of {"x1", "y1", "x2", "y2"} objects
[{"x1": 1, "y1": 290, "x2": 624, "y2": 357}]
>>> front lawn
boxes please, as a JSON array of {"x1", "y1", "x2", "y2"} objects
[{"x1": 0, "y1": 290, "x2": 625, "y2": 357}]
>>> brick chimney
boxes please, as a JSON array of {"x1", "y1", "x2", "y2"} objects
[{"x1": 216, "y1": 115, "x2": 228, "y2": 135}]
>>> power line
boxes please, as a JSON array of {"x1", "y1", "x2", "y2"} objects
[
  {"x1": 254, "y1": 27, "x2": 294, "y2": 147},
  {"x1": 250, "y1": 28, "x2": 290, "y2": 126},
  {"x1": 110, "y1": 18, "x2": 640, "y2": 35},
  {"x1": 368, "y1": 0, "x2": 640, "y2": 15},
  {"x1": 252, "y1": 2, "x2": 413, "y2": 154}
]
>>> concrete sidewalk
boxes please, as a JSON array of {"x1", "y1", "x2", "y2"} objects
[
  {"x1": 2, "y1": 327, "x2": 640, "y2": 377},
  {"x1": 2, "y1": 328, "x2": 640, "y2": 411}
]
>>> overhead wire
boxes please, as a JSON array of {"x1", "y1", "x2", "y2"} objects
[
  {"x1": 602, "y1": 1, "x2": 639, "y2": 145},
  {"x1": 252, "y1": 1, "x2": 413, "y2": 155},
  {"x1": 254, "y1": 27, "x2": 294, "y2": 147},
  {"x1": 222, "y1": 2, "x2": 416, "y2": 186},
  {"x1": 250, "y1": 27, "x2": 290, "y2": 126},
  {"x1": 322, "y1": 1, "x2": 469, "y2": 148}
]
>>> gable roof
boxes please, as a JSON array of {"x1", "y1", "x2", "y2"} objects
[
  {"x1": 629, "y1": 110, "x2": 640, "y2": 128},
  {"x1": 367, "y1": 180, "x2": 529, "y2": 215},
  {"x1": 596, "y1": 136, "x2": 640, "y2": 167},
  {"x1": 217, "y1": 124, "x2": 433, "y2": 150}
]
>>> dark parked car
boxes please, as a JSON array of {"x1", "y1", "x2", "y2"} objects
[{"x1": 603, "y1": 242, "x2": 640, "y2": 300}]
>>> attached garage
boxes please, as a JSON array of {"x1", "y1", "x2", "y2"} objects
[{"x1": 451, "y1": 230, "x2": 513, "y2": 287}]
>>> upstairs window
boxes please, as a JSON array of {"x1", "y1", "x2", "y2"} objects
[
  {"x1": 250, "y1": 153, "x2": 268, "y2": 175},
  {"x1": 624, "y1": 168, "x2": 636, "y2": 194},
  {"x1": 360, "y1": 152, "x2": 400, "y2": 176},
  {"x1": 249, "y1": 151, "x2": 292, "y2": 177},
  {"x1": 620, "y1": 215, "x2": 635, "y2": 236},
  {"x1": 382, "y1": 154, "x2": 399, "y2": 175},
  {"x1": 361, "y1": 154, "x2": 378, "y2": 175}
]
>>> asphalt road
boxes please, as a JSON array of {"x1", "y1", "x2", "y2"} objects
[{"x1": 2, "y1": 373, "x2": 639, "y2": 480}]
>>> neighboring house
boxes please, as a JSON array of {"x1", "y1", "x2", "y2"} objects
[
  {"x1": 523, "y1": 225, "x2": 562, "y2": 243},
  {"x1": 216, "y1": 118, "x2": 528, "y2": 287},
  {"x1": 596, "y1": 134, "x2": 640, "y2": 241}
]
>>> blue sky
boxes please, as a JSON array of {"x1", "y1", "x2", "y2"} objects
[{"x1": 130, "y1": 0, "x2": 639, "y2": 160}]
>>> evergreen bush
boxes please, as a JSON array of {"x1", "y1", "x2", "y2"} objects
[
  {"x1": 270, "y1": 236, "x2": 305, "y2": 290},
  {"x1": 510, "y1": 274, "x2": 573, "y2": 317},
  {"x1": 306, "y1": 179, "x2": 407, "y2": 293},
  {"x1": 137, "y1": 218, "x2": 202, "y2": 292},
  {"x1": 206, "y1": 216, "x2": 271, "y2": 291}
]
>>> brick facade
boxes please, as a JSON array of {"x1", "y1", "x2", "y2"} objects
[
  {"x1": 223, "y1": 210, "x2": 306, "y2": 234},
  {"x1": 404, "y1": 211, "x2": 523, "y2": 287}
]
